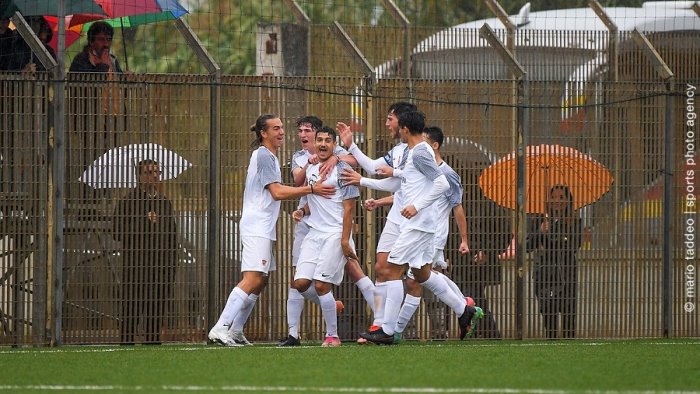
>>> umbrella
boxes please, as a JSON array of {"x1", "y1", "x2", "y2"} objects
[
  {"x1": 0, "y1": 0, "x2": 106, "y2": 18},
  {"x1": 91, "y1": 0, "x2": 188, "y2": 27},
  {"x1": 478, "y1": 144, "x2": 613, "y2": 214},
  {"x1": 67, "y1": 0, "x2": 189, "y2": 68},
  {"x1": 79, "y1": 143, "x2": 192, "y2": 189}
]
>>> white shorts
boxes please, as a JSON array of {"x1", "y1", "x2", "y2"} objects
[
  {"x1": 291, "y1": 220, "x2": 310, "y2": 266},
  {"x1": 241, "y1": 236, "x2": 277, "y2": 273},
  {"x1": 377, "y1": 220, "x2": 401, "y2": 253},
  {"x1": 387, "y1": 229, "x2": 434, "y2": 269},
  {"x1": 296, "y1": 229, "x2": 352, "y2": 286},
  {"x1": 432, "y1": 248, "x2": 448, "y2": 270},
  {"x1": 406, "y1": 247, "x2": 446, "y2": 280}
]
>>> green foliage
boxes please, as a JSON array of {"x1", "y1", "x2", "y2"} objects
[{"x1": 101, "y1": 0, "x2": 653, "y2": 74}]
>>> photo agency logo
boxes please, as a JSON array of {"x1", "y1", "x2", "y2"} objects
[{"x1": 683, "y1": 83, "x2": 696, "y2": 313}]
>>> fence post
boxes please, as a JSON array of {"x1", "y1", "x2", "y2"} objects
[
  {"x1": 174, "y1": 19, "x2": 222, "y2": 333},
  {"x1": 631, "y1": 28, "x2": 675, "y2": 338},
  {"x1": 480, "y1": 23, "x2": 527, "y2": 340},
  {"x1": 381, "y1": 0, "x2": 410, "y2": 79}
]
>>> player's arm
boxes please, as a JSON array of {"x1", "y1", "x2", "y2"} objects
[
  {"x1": 319, "y1": 147, "x2": 359, "y2": 177},
  {"x1": 341, "y1": 198, "x2": 358, "y2": 260},
  {"x1": 292, "y1": 165, "x2": 308, "y2": 187},
  {"x1": 403, "y1": 146, "x2": 449, "y2": 217},
  {"x1": 267, "y1": 182, "x2": 334, "y2": 200},
  {"x1": 365, "y1": 195, "x2": 393, "y2": 211},
  {"x1": 452, "y1": 204, "x2": 469, "y2": 255},
  {"x1": 337, "y1": 121, "x2": 387, "y2": 174},
  {"x1": 340, "y1": 167, "x2": 401, "y2": 192}
]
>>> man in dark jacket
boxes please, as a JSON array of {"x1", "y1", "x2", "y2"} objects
[
  {"x1": 69, "y1": 21, "x2": 123, "y2": 73},
  {"x1": 113, "y1": 159, "x2": 178, "y2": 344}
]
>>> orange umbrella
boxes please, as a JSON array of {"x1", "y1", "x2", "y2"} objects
[{"x1": 478, "y1": 144, "x2": 613, "y2": 214}]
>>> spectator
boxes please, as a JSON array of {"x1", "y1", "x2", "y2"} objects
[
  {"x1": 9, "y1": 16, "x2": 56, "y2": 73},
  {"x1": 112, "y1": 159, "x2": 179, "y2": 344},
  {"x1": 69, "y1": 21, "x2": 122, "y2": 73},
  {"x1": 527, "y1": 184, "x2": 582, "y2": 339}
]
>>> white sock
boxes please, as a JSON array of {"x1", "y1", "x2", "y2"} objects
[
  {"x1": 301, "y1": 286, "x2": 320, "y2": 304},
  {"x1": 434, "y1": 271, "x2": 465, "y2": 300},
  {"x1": 355, "y1": 276, "x2": 376, "y2": 314},
  {"x1": 214, "y1": 287, "x2": 247, "y2": 328},
  {"x1": 421, "y1": 272, "x2": 465, "y2": 315},
  {"x1": 380, "y1": 280, "x2": 404, "y2": 335},
  {"x1": 319, "y1": 292, "x2": 338, "y2": 338},
  {"x1": 372, "y1": 282, "x2": 387, "y2": 327},
  {"x1": 231, "y1": 293, "x2": 257, "y2": 332},
  {"x1": 395, "y1": 294, "x2": 421, "y2": 334},
  {"x1": 286, "y1": 288, "x2": 305, "y2": 339}
]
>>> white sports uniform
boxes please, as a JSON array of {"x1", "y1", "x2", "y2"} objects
[
  {"x1": 406, "y1": 160, "x2": 464, "y2": 279},
  {"x1": 238, "y1": 146, "x2": 281, "y2": 273},
  {"x1": 350, "y1": 142, "x2": 409, "y2": 253},
  {"x1": 296, "y1": 161, "x2": 360, "y2": 285},
  {"x1": 290, "y1": 146, "x2": 349, "y2": 266},
  {"x1": 387, "y1": 142, "x2": 448, "y2": 269},
  {"x1": 430, "y1": 161, "x2": 464, "y2": 269}
]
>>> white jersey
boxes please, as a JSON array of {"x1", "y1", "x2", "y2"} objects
[
  {"x1": 399, "y1": 141, "x2": 443, "y2": 233},
  {"x1": 382, "y1": 143, "x2": 408, "y2": 225},
  {"x1": 291, "y1": 146, "x2": 349, "y2": 213},
  {"x1": 305, "y1": 161, "x2": 360, "y2": 232},
  {"x1": 239, "y1": 146, "x2": 282, "y2": 240},
  {"x1": 433, "y1": 161, "x2": 464, "y2": 249}
]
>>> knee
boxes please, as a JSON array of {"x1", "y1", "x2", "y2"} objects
[{"x1": 293, "y1": 279, "x2": 311, "y2": 293}]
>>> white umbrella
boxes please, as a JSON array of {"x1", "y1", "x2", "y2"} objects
[{"x1": 79, "y1": 143, "x2": 192, "y2": 189}]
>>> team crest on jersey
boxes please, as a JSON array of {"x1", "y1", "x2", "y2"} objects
[
  {"x1": 307, "y1": 173, "x2": 320, "y2": 186},
  {"x1": 261, "y1": 259, "x2": 267, "y2": 266}
]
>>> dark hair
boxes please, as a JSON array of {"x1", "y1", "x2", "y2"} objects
[
  {"x1": 547, "y1": 184, "x2": 575, "y2": 219},
  {"x1": 315, "y1": 125, "x2": 337, "y2": 141},
  {"x1": 388, "y1": 101, "x2": 417, "y2": 117},
  {"x1": 296, "y1": 115, "x2": 323, "y2": 131},
  {"x1": 27, "y1": 16, "x2": 52, "y2": 43},
  {"x1": 136, "y1": 159, "x2": 159, "y2": 180},
  {"x1": 87, "y1": 21, "x2": 114, "y2": 43},
  {"x1": 398, "y1": 110, "x2": 425, "y2": 136},
  {"x1": 250, "y1": 114, "x2": 278, "y2": 147},
  {"x1": 423, "y1": 126, "x2": 444, "y2": 148}
]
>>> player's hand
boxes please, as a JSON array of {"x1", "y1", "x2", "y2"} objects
[
  {"x1": 292, "y1": 208, "x2": 304, "y2": 222},
  {"x1": 343, "y1": 247, "x2": 358, "y2": 263},
  {"x1": 308, "y1": 154, "x2": 320, "y2": 165},
  {"x1": 336, "y1": 122, "x2": 353, "y2": 147},
  {"x1": 401, "y1": 205, "x2": 417, "y2": 219},
  {"x1": 340, "y1": 168, "x2": 362, "y2": 186},
  {"x1": 364, "y1": 199, "x2": 378, "y2": 211},
  {"x1": 312, "y1": 182, "x2": 336, "y2": 198},
  {"x1": 375, "y1": 165, "x2": 394, "y2": 177},
  {"x1": 319, "y1": 154, "x2": 338, "y2": 178},
  {"x1": 459, "y1": 241, "x2": 469, "y2": 255}
]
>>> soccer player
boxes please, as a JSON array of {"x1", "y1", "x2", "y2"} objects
[
  {"x1": 279, "y1": 117, "x2": 374, "y2": 346},
  {"x1": 393, "y1": 126, "x2": 479, "y2": 342},
  {"x1": 347, "y1": 110, "x2": 480, "y2": 344},
  {"x1": 284, "y1": 126, "x2": 360, "y2": 347},
  {"x1": 207, "y1": 114, "x2": 335, "y2": 347},
  {"x1": 336, "y1": 101, "x2": 415, "y2": 340}
]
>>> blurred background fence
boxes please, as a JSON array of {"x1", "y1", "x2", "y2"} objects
[{"x1": 0, "y1": 0, "x2": 698, "y2": 345}]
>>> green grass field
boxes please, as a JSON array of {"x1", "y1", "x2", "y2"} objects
[{"x1": 1, "y1": 339, "x2": 699, "y2": 393}]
